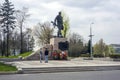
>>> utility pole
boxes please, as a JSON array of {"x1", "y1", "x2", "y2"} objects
[{"x1": 89, "y1": 22, "x2": 94, "y2": 59}]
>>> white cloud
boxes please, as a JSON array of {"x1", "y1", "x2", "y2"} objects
[
  {"x1": 41, "y1": 2, "x2": 62, "y2": 10},
  {"x1": 0, "y1": 0, "x2": 120, "y2": 44}
]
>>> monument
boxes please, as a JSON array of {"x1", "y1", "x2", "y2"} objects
[
  {"x1": 50, "y1": 38, "x2": 68, "y2": 51},
  {"x1": 24, "y1": 12, "x2": 69, "y2": 60},
  {"x1": 51, "y1": 11, "x2": 68, "y2": 51}
]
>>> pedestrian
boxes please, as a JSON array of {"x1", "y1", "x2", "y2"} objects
[
  {"x1": 44, "y1": 48, "x2": 49, "y2": 63},
  {"x1": 40, "y1": 48, "x2": 42, "y2": 63}
]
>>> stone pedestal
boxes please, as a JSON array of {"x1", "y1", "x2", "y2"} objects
[{"x1": 50, "y1": 37, "x2": 67, "y2": 51}]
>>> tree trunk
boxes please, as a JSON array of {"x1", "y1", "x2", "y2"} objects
[
  {"x1": 20, "y1": 23, "x2": 23, "y2": 54},
  {"x1": 6, "y1": 26, "x2": 9, "y2": 57}
]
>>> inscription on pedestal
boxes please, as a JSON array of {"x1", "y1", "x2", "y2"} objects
[{"x1": 50, "y1": 37, "x2": 67, "y2": 51}]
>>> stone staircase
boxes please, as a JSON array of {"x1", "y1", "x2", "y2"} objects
[{"x1": 24, "y1": 51, "x2": 40, "y2": 60}]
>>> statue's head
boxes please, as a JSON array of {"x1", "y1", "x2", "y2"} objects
[{"x1": 59, "y1": 11, "x2": 61, "y2": 15}]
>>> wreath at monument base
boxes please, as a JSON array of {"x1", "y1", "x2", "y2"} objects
[{"x1": 52, "y1": 50, "x2": 67, "y2": 60}]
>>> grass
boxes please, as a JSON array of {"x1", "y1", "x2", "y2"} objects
[
  {"x1": 0, "y1": 62, "x2": 17, "y2": 72},
  {"x1": 0, "y1": 51, "x2": 33, "y2": 58}
]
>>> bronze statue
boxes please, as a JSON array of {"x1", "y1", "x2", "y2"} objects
[{"x1": 51, "y1": 12, "x2": 64, "y2": 37}]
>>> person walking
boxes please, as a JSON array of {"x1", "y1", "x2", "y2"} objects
[
  {"x1": 40, "y1": 48, "x2": 42, "y2": 63},
  {"x1": 44, "y1": 48, "x2": 49, "y2": 63}
]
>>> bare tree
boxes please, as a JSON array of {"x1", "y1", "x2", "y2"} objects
[
  {"x1": 15, "y1": 7, "x2": 30, "y2": 53},
  {"x1": 68, "y1": 33, "x2": 86, "y2": 57},
  {"x1": 33, "y1": 22, "x2": 54, "y2": 46},
  {"x1": 24, "y1": 28, "x2": 34, "y2": 51}
]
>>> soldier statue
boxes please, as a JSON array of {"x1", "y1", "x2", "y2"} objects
[{"x1": 52, "y1": 12, "x2": 64, "y2": 37}]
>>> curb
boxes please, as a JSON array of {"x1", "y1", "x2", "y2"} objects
[
  {"x1": 0, "y1": 69, "x2": 24, "y2": 75},
  {"x1": 0, "y1": 71, "x2": 18, "y2": 75}
]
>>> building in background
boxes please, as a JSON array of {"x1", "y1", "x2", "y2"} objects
[{"x1": 111, "y1": 44, "x2": 120, "y2": 53}]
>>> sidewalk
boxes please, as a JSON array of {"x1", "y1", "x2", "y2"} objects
[
  {"x1": 9, "y1": 59, "x2": 120, "y2": 68},
  {"x1": 4, "y1": 58, "x2": 119, "y2": 74}
]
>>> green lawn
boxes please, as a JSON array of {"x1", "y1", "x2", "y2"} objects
[
  {"x1": 0, "y1": 51, "x2": 33, "y2": 58},
  {"x1": 0, "y1": 62, "x2": 17, "y2": 71}
]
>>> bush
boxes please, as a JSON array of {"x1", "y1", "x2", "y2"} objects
[
  {"x1": 109, "y1": 54, "x2": 120, "y2": 59},
  {"x1": 68, "y1": 47, "x2": 80, "y2": 57},
  {"x1": 80, "y1": 54, "x2": 90, "y2": 57},
  {"x1": 93, "y1": 54, "x2": 104, "y2": 58}
]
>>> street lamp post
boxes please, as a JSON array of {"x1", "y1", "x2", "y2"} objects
[{"x1": 89, "y1": 22, "x2": 94, "y2": 59}]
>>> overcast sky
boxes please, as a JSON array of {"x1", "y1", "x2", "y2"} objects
[{"x1": 0, "y1": 0, "x2": 120, "y2": 44}]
